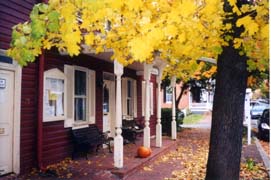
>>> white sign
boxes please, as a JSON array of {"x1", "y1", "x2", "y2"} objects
[{"x1": 0, "y1": 79, "x2": 6, "y2": 89}]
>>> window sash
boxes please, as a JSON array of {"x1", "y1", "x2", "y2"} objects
[
  {"x1": 74, "y1": 68, "x2": 88, "y2": 123},
  {"x1": 74, "y1": 97, "x2": 87, "y2": 121}
]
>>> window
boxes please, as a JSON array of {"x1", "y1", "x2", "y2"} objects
[
  {"x1": 74, "y1": 69, "x2": 87, "y2": 121},
  {"x1": 122, "y1": 78, "x2": 137, "y2": 119},
  {"x1": 142, "y1": 81, "x2": 154, "y2": 116},
  {"x1": 127, "y1": 79, "x2": 133, "y2": 116},
  {"x1": 103, "y1": 85, "x2": 109, "y2": 113},
  {"x1": 43, "y1": 68, "x2": 66, "y2": 122},
  {"x1": 165, "y1": 86, "x2": 172, "y2": 103},
  {"x1": 64, "y1": 65, "x2": 96, "y2": 128}
]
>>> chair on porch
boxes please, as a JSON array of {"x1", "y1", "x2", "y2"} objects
[{"x1": 122, "y1": 118, "x2": 144, "y2": 144}]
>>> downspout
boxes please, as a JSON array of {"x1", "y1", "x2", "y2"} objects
[{"x1": 37, "y1": 50, "x2": 44, "y2": 170}]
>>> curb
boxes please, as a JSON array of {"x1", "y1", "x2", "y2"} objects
[{"x1": 254, "y1": 138, "x2": 270, "y2": 170}]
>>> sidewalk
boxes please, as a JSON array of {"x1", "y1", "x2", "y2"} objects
[
  {"x1": 1, "y1": 115, "x2": 269, "y2": 180},
  {"x1": 180, "y1": 112, "x2": 212, "y2": 129},
  {"x1": 128, "y1": 128, "x2": 269, "y2": 180}
]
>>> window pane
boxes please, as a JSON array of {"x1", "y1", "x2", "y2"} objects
[
  {"x1": 127, "y1": 99, "x2": 133, "y2": 116},
  {"x1": 74, "y1": 98, "x2": 86, "y2": 121},
  {"x1": 166, "y1": 86, "x2": 172, "y2": 102},
  {"x1": 166, "y1": 94, "x2": 172, "y2": 102},
  {"x1": 44, "y1": 78, "x2": 64, "y2": 118},
  {"x1": 103, "y1": 86, "x2": 109, "y2": 113},
  {"x1": 75, "y1": 70, "x2": 86, "y2": 95},
  {"x1": 127, "y1": 80, "x2": 132, "y2": 98},
  {"x1": 127, "y1": 99, "x2": 130, "y2": 115}
]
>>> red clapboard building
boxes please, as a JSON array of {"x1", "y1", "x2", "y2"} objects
[{"x1": 0, "y1": 0, "x2": 168, "y2": 175}]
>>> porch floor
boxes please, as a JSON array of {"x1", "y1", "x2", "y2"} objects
[
  {"x1": 111, "y1": 136, "x2": 177, "y2": 179},
  {"x1": 14, "y1": 136, "x2": 177, "y2": 180}
]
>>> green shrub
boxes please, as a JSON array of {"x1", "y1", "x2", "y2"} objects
[{"x1": 161, "y1": 108, "x2": 184, "y2": 136}]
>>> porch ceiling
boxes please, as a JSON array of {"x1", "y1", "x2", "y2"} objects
[{"x1": 87, "y1": 51, "x2": 145, "y2": 71}]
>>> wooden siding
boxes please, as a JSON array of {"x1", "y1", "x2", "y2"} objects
[
  {"x1": 42, "y1": 121, "x2": 72, "y2": 166},
  {"x1": 20, "y1": 63, "x2": 39, "y2": 174},
  {"x1": 0, "y1": 0, "x2": 36, "y2": 50},
  {"x1": 0, "y1": 0, "x2": 39, "y2": 174}
]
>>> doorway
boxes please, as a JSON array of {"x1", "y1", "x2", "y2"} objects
[
  {"x1": 103, "y1": 73, "x2": 115, "y2": 137},
  {"x1": 0, "y1": 55, "x2": 21, "y2": 175},
  {"x1": 0, "y1": 70, "x2": 14, "y2": 175}
]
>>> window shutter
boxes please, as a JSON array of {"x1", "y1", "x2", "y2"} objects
[
  {"x1": 133, "y1": 80, "x2": 137, "y2": 118},
  {"x1": 122, "y1": 78, "x2": 128, "y2": 118},
  {"x1": 150, "y1": 82, "x2": 154, "y2": 115},
  {"x1": 142, "y1": 81, "x2": 146, "y2": 116},
  {"x1": 64, "y1": 65, "x2": 74, "y2": 128},
  {"x1": 88, "y1": 70, "x2": 96, "y2": 124}
]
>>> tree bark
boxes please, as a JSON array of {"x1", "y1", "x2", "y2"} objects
[
  {"x1": 175, "y1": 82, "x2": 189, "y2": 109},
  {"x1": 205, "y1": 45, "x2": 248, "y2": 180}
]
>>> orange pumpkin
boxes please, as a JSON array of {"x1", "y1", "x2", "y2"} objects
[{"x1": 137, "y1": 146, "x2": 152, "y2": 158}]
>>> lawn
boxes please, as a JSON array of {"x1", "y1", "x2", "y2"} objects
[{"x1": 183, "y1": 114, "x2": 204, "y2": 124}]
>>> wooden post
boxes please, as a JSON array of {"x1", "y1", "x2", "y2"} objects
[
  {"x1": 114, "y1": 60, "x2": 123, "y2": 168},
  {"x1": 156, "y1": 65, "x2": 165, "y2": 147},
  {"x1": 143, "y1": 63, "x2": 152, "y2": 148},
  {"x1": 171, "y1": 76, "x2": 177, "y2": 140}
]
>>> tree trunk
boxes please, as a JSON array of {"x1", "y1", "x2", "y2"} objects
[
  {"x1": 175, "y1": 82, "x2": 189, "y2": 109},
  {"x1": 205, "y1": 45, "x2": 248, "y2": 180}
]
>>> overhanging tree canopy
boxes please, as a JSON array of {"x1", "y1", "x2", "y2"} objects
[
  {"x1": 7, "y1": 0, "x2": 226, "y2": 72},
  {"x1": 7, "y1": 0, "x2": 268, "y2": 75},
  {"x1": 6, "y1": 0, "x2": 269, "y2": 179}
]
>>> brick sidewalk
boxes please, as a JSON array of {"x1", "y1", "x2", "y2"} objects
[
  {"x1": 127, "y1": 129, "x2": 269, "y2": 180},
  {"x1": 1, "y1": 128, "x2": 268, "y2": 180}
]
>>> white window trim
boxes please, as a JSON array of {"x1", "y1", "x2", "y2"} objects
[
  {"x1": 64, "y1": 65, "x2": 96, "y2": 128},
  {"x1": 43, "y1": 68, "x2": 66, "y2": 122}
]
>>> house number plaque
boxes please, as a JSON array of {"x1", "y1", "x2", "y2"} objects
[{"x1": 0, "y1": 78, "x2": 6, "y2": 89}]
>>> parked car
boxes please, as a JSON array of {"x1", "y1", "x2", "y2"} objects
[
  {"x1": 250, "y1": 103, "x2": 269, "y2": 119},
  {"x1": 258, "y1": 109, "x2": 270, "y2": 141}
]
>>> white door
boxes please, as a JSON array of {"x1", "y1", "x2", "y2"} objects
[
  {"x1": 103, "y1": 80, "x2": 116, "y2": 137},
  {"x1": 0, "y1": 70, "x2": 14, "y2": 175}
]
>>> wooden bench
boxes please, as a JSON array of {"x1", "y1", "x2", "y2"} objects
[
  {"x1": 71, "y1": 125, "x2": 113, "y2": 159},
  {"x1": 122, "y1": 119, "x2": 144, "y2": 144}
]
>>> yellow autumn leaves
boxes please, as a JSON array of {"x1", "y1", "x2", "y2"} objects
[{"x1": 7, "y1": 0, "x2": 269, "y2": 78}]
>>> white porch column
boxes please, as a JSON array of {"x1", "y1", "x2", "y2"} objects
[
  {"x1": 144, "y1": 63, "x2": 152, "y2": 148},
  {"x1": 171, "y1": 76, "x2": 177, "y2": 140},
  {"x1": 155, "y1": 66, "x2": 165, "y2": 147},
  {"x1": 156, "y1": 78, "x2": 162, "y2": 147},
  {"x1": 114, "y1": 60, "x2": 123, "y2": 168}
]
